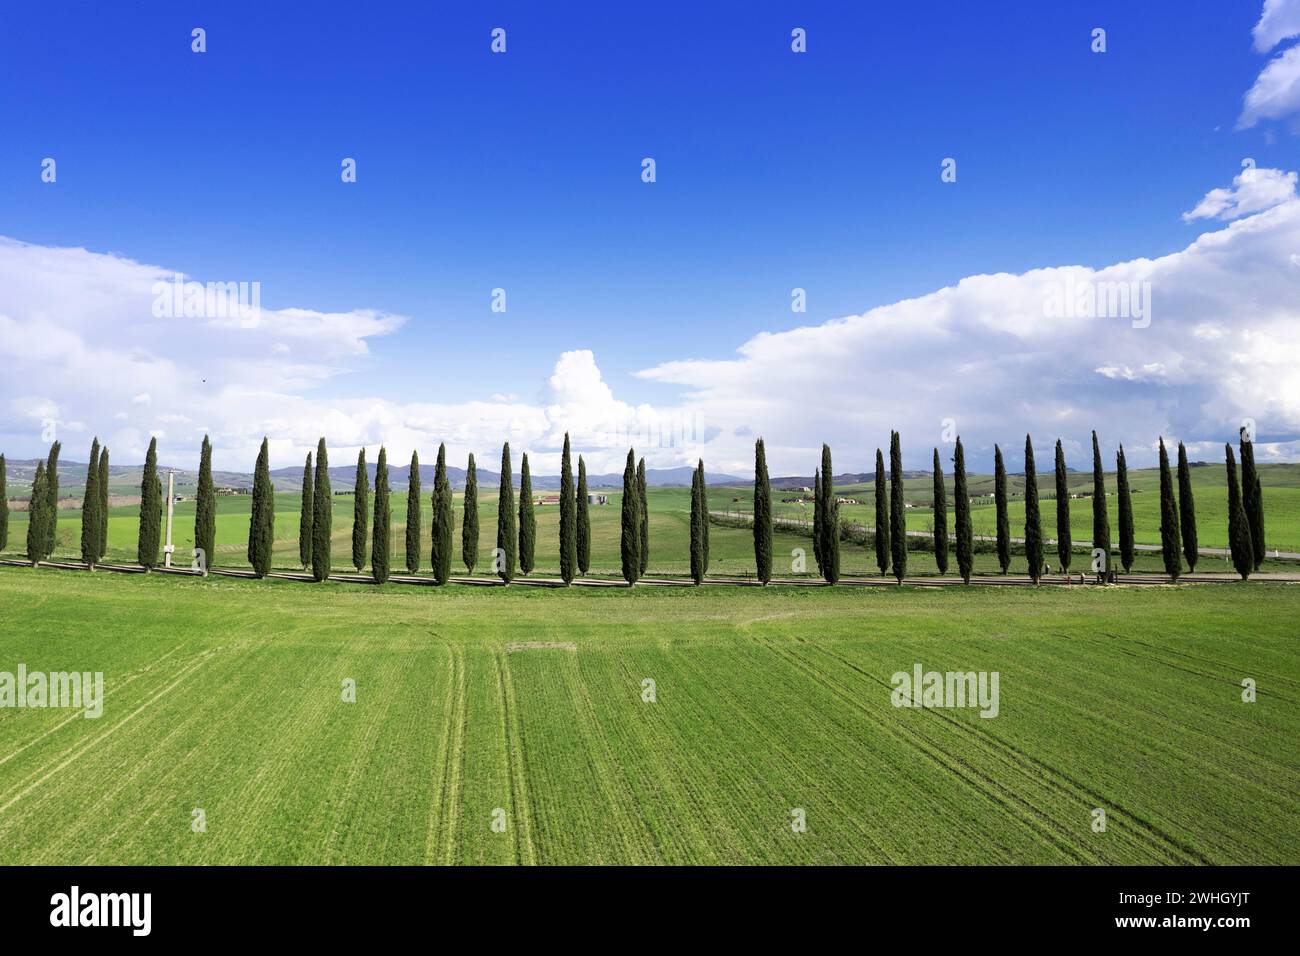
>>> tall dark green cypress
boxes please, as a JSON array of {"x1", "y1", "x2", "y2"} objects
[
  {"x1": 0, "y1": 454, "x2": 8, "y2": 554},
  {"x1": 1225, "y1": 444, "x2": 1253, "y2": 580},
  {"x1": 1158, "y1": 438, "x2": 1181, "y2": 581},
  {"x1": 700, "y1": 459, "x2": 710, "y2": 571},
  {"x1": 298, "y1": 453, "x2": 314, "y2": 569},
  {"x1": 1116, "y1": 445, "x2": 1135, "y2": 573},
  {"x1": 819, "y1": 444, "x2": 839, "y2": 584},
  {"x1": 953, "y1": 437, "x2": 973, "y2": 584},
  {"x1": 372, "y1": 446, "x2": 391, "y2": 584},
  {"x1": 195, "y1": 435, "x2": 216, "y2": 571},
  {"x1": 1239, "y1": 428, "x2": 1265, "y2": 569},
  {"x1": 1054, "y1": 439, "x2": 1071, "y2": 572},
  {"x1": 137, "y1": 437, "x2": 161, "y2": 569},
  {"x1": 812, "y1": 469, "x2": 823, "y2": 572},
  {"x1": 96, "y1": 446, "x2": 109, "y2": 561},
  {"x1": 248, "y1": 437, "x2": 274, "y2": 578},
  {"x1": 43, "y1": 440, "x2": 61, "y2": 557},
  {"x1": 81, "y1": 439, "x2": 100, "y2": 567},
  {"x1": 889, "y1": 431, "x2": 906, "y2": 583},
  {"x1": 404, "y1": 450, "x2": 422, "y2": 574},
  {"x1": 576, "y1": 455, "x2": 591, "y2": 575},
  {"x1": 1023, "y1": 435, "x2": 1043, "y2": 583},
  {"x1": 993, "y1": 445, "x2": 1010, "y2": 574},
  {"x1": 518, "y1": 452, "x2": 535, "y2": 575},
  {"x1": 690, "y1": 460, "x2": 705, "y2": 584},
  {"x1": 496, "y1": 444, "x2": 516, "y2": 584},
  {"x1": 1091, "y1": 431, "x2": 1110, "y2": 576},
  {"x1": 352, "y1": 449, "x2": 369, "y2": 571},
  {"x1": 311, "y1": 438, "x2": 331, "y2": 582},
  {"x1": 1177, "y1": 441, "x2": 1198, "y2": 572},
  {"x1": 462, "y1": 454, "x2": 479, "y2": 573},
  {"x1": 873, "y1": 449, "x2": 889, "y2": 576},
  {"x1": 620, "y1": 449, "x2": 641, "y2": 585},
  {"x1": 753, "y1": 438, "x2": 773, "y2": 584},
  {"x1": 931, "y1": 448, "x2": 949, "y2": 575},
  {"x1": 637, "y1": 458, "x2": 649, "y2": 576},
  {"x1": 559, "y1": 435, "x2": 577, "y2": 584},
  {"x1": 27, "y1": 461, "x2": 48, "y2": 564},
  {"x1": 431, "y1": 443, "x2": 453, "y2": 585}
]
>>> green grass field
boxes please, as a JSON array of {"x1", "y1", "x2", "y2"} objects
[{"x1": 0, "y1": 567, "x2": 1296, "y2": 864}]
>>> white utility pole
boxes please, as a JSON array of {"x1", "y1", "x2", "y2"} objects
[{"x1": 163, "y1": 470, "x2": 176, "y2": 568}]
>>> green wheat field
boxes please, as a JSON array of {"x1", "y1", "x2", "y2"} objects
[{"x1": 0, "y1": 567, "x2": 1296, "y2": 864}]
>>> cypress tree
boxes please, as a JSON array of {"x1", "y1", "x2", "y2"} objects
[
  {"x1": 27, "y1": 461, "x2": 48, "y2": 564},
  {"x1": 637, "y1": 458, "x2": 649, "y2": 576},
  {"x1": 1116, "y1": 445, "x2": 1135, "y2": 573},
  {"x1": 195, "y1": 435, "x2": 216, "y2": 572},
  {"x1": 1091, "y1": 431, "x2": 1110, "y2": 576},
  {"x1": 753, "y1": 438, "x2": 773, "y2": 584},
  {"x1": 0, "y1": 454, "x2": 8, "y2": 553},
  {"x1": 819, "y1": 444, "x2": 840, "y2": 584},
  {"x1": 462, "y1": 454, "x2": 479, "y2": 573},
  {"x1": 248, "y1": 437, "x2": 274, "y2": 578},
  {"x1": 1023, "y1": 435, "x2": 1043, "y2": 583},
  {"x1": 559, "y1": 435, "x2": 577, "y2": 584},
  {"x1": 352, "y1": 449, "x2": 369, "y2": 571},
  {"x1": 889, "y1": 431, "x2": 906, "y2": 583},
  {"x1": 576, "y1": 456, "x2": 591, "y2": 575},
  {"x1": 43, "y1": 440, "x2": 61, "y2": 557},
  {"x1": 372, "y1": 446, "x2": 391, "y2": 584},
  {"x1": 1177, "y1": 441, "x2": 1198, "y2": 572},
  {"x1": 932, "y1": 448, "x2": 949, "y2": 575},
  {"x1": 298, "y1": 453, "x2": 314, "y2": 570},
  {"x1": 1158, "y1": 438, "x2": 1181, "y2": 581},
  {"x1": 1240, "y1": 428, "x2": 1265, "y2": 569},
  {"x1": 993, "y1": 445, "x2": 1010, "y2": 574},
  {"x1": 496, "y1": 444, "x2": 516, "y2": 584},
  {"x1": 431, "y1": 443, "x2": 453, "y2": 585},
  {"x1": 518, "y1": 452, "x2": 536, "y2": 575},
  {"x1": 1054, "y1": 439, "x2": 1071, "y2": 572},
  {"x1": 699, "y1": 458, "x2": 710, "y2": 571},
  {"x1": 954, "y1": 437, "x2": 973, "y2": 584},
  {"x1": 137, "y1": 437, "x2": 161, "y2": 569},
  {"x1": 812, "y1": 469, "x2": 823, "y2": 572},
  {"x1": 1225, "y1": 444, "x2": 1253, "y2": 580},
  {"x1": 620, "y1": 449, "x2": 641, "y2": 585},
  {"x1": 690, "y1": 460, "x2": 705, "y2": 584},
  {"x1": 873, "y1": 449, "x2": 889, "y2": 575},
  {"x1": 405, "y1": 450, "x2": 422, "y2": 574},
  {"x1": 97, "y1": 446, "x2": 109, "y2": 561},
  {"x1": 311, "y1": 438, "x2": 331, "y2": 582},
  {"x1": 81, "y1": 439, "x2": 100, "y2": 567}
]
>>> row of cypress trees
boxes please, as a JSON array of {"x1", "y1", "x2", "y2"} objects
[
  {"x1": 757, "y1": 428, "x2": 1260, "y2": 585},
  {"x1": 7, "y1": 429, "x2": 1271, "y2": 584}
]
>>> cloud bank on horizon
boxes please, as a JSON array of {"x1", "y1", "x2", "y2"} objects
[{"x1": 3, "y1": 161, "x2": 1300, "y2": 478}]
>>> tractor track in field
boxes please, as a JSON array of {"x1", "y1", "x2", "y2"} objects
[
  {"x1": 793, "y1": 636, "x2": 1215, "y2": 865},
  {"x1": 606, "y1": 654, "x2": 736, "y2": 863},
  {"x1": 0, "y1": 648, "x2": 219, "y2": 824},
  {"x1": 670, "y1": 639, "x2": 899, "y2": 864},
  {"x1": 1058, "y1": 633, "x2": 1300, "y2": 784},
  {"x1": 320, "y1": 654, "x2": 406, "y2": 862},
  {"x1": 1096, "y1": 633, "x2": 1300, "y2": 704},
  {"x1": 560, "y1": 652, "x2": 661, "y2": 863},
  {"x1": 425, "y1": 644, "x2": 466, "y2": 865},
  {"x1": 752, "y1": 633, "x2": 1111, "y2": 863},
  {"x1": 494, "y1": 650, "x2": 537, "y2": 865},
  {"x1": 0, "y1": 643, "x2": 188, "y2": 768}
]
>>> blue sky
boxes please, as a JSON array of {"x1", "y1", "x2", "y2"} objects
[{"x1": 3, "y1": 1, "x2": 1300, "y2": 474}]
